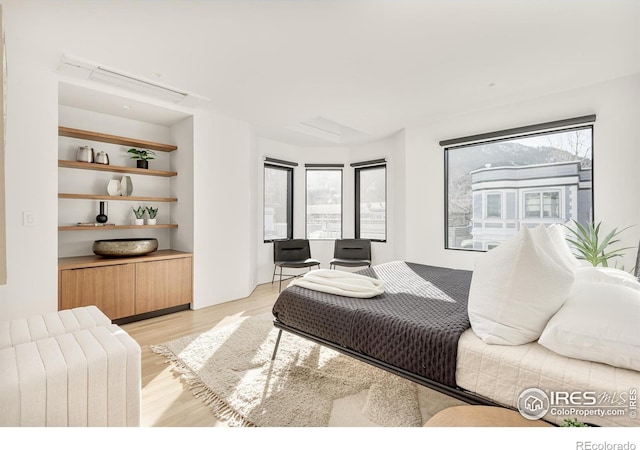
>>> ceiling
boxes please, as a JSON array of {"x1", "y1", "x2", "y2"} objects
[{"x1": 13, "y1": 0, "x2": 640, "y2": 146}]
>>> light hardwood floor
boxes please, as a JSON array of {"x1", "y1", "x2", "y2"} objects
[{"x1": 121, "y1": 280, "x2": 285, "y2": 427}]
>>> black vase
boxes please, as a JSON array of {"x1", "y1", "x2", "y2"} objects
[
  {"x1": 137, "y1": 160, "x2": 148, "y2": 169},
  {"x1": 96, "y1": 201, "x2": 108, "y2": 224}
]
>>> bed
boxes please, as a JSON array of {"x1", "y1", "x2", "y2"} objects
[{"x1": 271, "y1": 260, "x2": 640, "y2": 427}]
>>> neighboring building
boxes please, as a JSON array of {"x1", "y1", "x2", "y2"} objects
[{"x1": 460, "y1": 161, "x2": 592, "y2": 250}]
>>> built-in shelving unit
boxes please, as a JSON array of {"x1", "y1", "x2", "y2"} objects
[
  {"x1": 58, "y1": 123, "x2": 191, "y2": 322},
  {"x1": 58, "y1": 126, "x2": 179, "y2": 231}
]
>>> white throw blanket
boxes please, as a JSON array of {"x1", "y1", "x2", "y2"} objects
[{"x1": 288, "y1": 269, "x2": 385, "y2": 298}]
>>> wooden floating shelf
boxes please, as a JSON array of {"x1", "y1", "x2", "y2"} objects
[
  {"x1": 59, "y1": 126, "x2": 178, "y2": 152},
  {"x1": 59, "y1": 224, "x2": 179, "y2": 231},
  {"x1": 59, "y1": 193, "x2": 177, "y2": 202},
  {"x1": 58, "y1": 160, "x2": 177, "y2": 177}
]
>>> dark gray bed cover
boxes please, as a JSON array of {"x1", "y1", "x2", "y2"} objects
[{"x1": 271, "y1": 261, "x2": 473, "y2": 388}]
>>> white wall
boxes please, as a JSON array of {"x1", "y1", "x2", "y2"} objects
[
  {"x1": 191, "y1": 110, "x2": 256, "y2": 309},
  {"x1": 255, "y1": 132, "x2": 404, "y2": 284},
  {"x1": 170, "y1": 116, "x2": 195, "y2": 253},
  {"x1": 404, "y1": 73, "x2": 640, "y2": 272},
  {"x1": 0, "y1": 12, "x2": 59, "y2": 320}
]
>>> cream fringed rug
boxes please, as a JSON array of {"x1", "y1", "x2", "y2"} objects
[{"x1": 151, "y1": 314, "x2": 466, "y2": 427}]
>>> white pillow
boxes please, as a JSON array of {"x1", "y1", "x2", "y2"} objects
[
  {"x1": 574, "y1": 266, "x2": 640, "y2": 291},
  {"x1": 468, "y1": 226, "x2": 575, "y2": 345},
  {"x1": 539, "y1": 280, "x2": 640, "y2": 371},
  {"x1": 530, "y1": 224, "x2": 578, "y2": 272},
  {"x1": 547, "y1": 224, "x2": 582, "y2": 269}
]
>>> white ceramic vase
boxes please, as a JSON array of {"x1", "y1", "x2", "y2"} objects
[
  {"x1": 120, "y1": 176, "x2": 133, "y2": 196},
  {"x1": 107, "y1": 180, "x2": 121, "y2": 196},
  {"x1": 146, "y1": 218, "x2": 157, "y2": 226},
  {"x1": 134, "y1": 218, "x2": 144, "y2": 226}
]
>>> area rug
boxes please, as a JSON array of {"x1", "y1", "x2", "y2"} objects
[{"x1": 151, "y1": 314, "x2": 466, "y2": 427}]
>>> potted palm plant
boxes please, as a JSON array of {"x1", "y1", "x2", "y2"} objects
[
  {"x1": 146, "y1": 206, "x2": 158, "y2": 225},
  {"x1": 563, "y1": 220, "x2": 634, "y2": 267},
  {"x1": 127, "y1": 148, "x2": 156, "y2": 169}
]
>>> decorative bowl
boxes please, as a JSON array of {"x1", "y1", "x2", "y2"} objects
[{"x1": 92, "y1": 238, "x2": 158, "y2": 257}]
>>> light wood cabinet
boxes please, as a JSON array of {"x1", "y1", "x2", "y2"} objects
[
  {"x1": 135, "y1": 258, "x2": 192, "y2": 314},
  {"x1": 59, "y1": 263, "x2": 136, "y2": 319},
  {"x1": 59, "y1": 250, "x2": 193, "y2": 322}
]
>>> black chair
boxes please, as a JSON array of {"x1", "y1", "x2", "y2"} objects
[
  {"x1": 329, "y1": 239, "x2": 372, "y2": 270},
  {"x1": 272, "y1": 239, "x2": 321, "y2": 292}
]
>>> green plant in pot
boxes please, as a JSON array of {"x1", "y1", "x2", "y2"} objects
[
  {"x1": 132, "y1": 206, "x2": 146, "y2": 225},
  {"x1": 146, "y1": 206, "x2": 158, "y2": 225},
  {"x1": 127, "y1": 148, "x2": 156, "y2": 169},
  {"x1": 563, "y1": 220, "x2": 634, "y2": 267}
]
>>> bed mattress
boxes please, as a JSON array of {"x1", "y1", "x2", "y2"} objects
[
  {"x1": 456, "y1": 328, "x2": 640, "y2": 427},
  {"x1": 272, "y1": 261, "x2": 473, "y2": 387}
]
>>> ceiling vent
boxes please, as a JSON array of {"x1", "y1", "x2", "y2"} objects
[
  {"x1": 287, "y1": 116, "x2": 367, "y2": 144},
  {"x1": 57, "y1": 54, "x2": 195, "y2": 104}
]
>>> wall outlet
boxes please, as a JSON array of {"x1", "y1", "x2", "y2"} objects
[{"x1": 23, "y1": 211, "x2": 35, "y2": 227}]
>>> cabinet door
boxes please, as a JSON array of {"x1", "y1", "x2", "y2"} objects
[
  {"x1": 59, "y1": 264, "x2": 136, "y2": 320},
  {"x1": 135, "y1": 257, "x2": 192, "y2": 314}
]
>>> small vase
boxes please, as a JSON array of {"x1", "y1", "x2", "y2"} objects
[
  {"x1": 107, "y1": 180, "x2": 121, "y2": 196},
  {"x1": 137, "y1": 160, "x2": 148, "y2": 169},
  {"x1": 96, "y1": 201, "x2": 108, "y2": 224},
  {"x1": 121, "y1": 176, "x2": 133, "y2": 196},
  {"x1": 146, "y1": 218, "x2": 157, "y2": 226},
  {"x1": 134, "y1": 218, "x2": 144, "y2": 226}
]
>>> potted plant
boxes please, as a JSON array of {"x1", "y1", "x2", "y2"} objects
[
  {"x1": 563, "y1": 220, "x2": 634, "y2": 267},
  {"x1": 146, "y1": 206, "x2": 158, "y2": 225},
  {"x1": 127, "y1": 148, "x2": 156, "y2": 169},
  {"x1": 132, "y1": 206, "x2": 146, "y2": 225}
]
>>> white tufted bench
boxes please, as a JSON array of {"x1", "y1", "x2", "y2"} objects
[
  {"x1": 0, "y1": 307, "x2": 141, "y2": 426},
  {"x1": 0, "y1": 305, "x2": 112, "y2": 350}
]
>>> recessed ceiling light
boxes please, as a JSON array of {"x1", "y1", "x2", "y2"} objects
[
  {"x1": 122, "y1": 105, "x2": 131, "y2": 109},
  {"x1": 152, "y1": 72, "x2": 162, "y2": 78}
]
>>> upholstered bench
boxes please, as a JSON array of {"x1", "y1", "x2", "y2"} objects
[
  {"x1": 0, "y1": 307, "x2": 141, "y2": 427},
  {"x1": 0, "y1": 305, "x2": 111, "y2": 349},
  {"x1": 424, "y1": 405, "x2": 553, "y2": 427}
]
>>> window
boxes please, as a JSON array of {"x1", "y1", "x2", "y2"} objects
[
  {"x1": 485, "y1": 193, "x2": 502, "y2": 219},
  {"x1": 355, "y1": 164, "x2": 386, "y2": 241},
  {"x1": 524, "y1": 191, "x2": 560, "y2": 219},
  {"x1": 306, "y1": 168, "x2": 342, "y2": 239},
  {"x1": 543, "y1": 192, "x2": 560, "y2": 218},
  {"x1": 264, "y1": 164, "x2": 293, "y2": 241},
  {"x1": 443, "y1": 116, "x2": 594, "y2": 251},
  {"x1": 524, "y1": 192, "x2": 540, "y2": 218}
]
